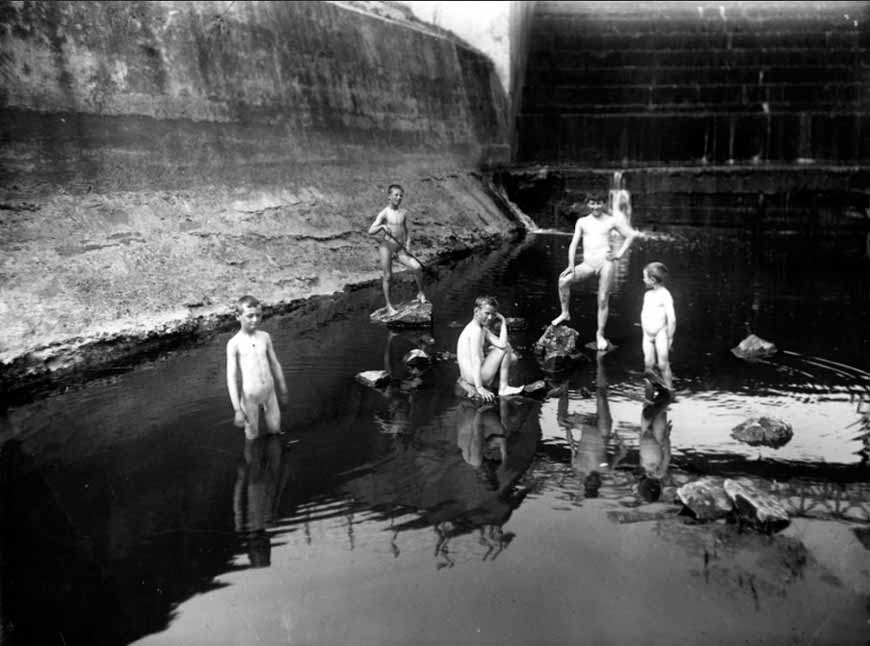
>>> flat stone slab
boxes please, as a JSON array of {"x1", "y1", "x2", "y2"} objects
[
  {"x1": 731, "y1": 333, "x2": 777, "y2": 361},
  {"x1": 403, "y1": 348, "x2": 432, "y2": 371},
  {"x1": 355, "y1": 370, "x2": 391, "y2": 388},
  {"x1": 583, "y1": 340, "x2": 618, "y2": 352},
  {"x1": 731, "y1": 416, "x2": 793, "y2": 448},
  {"x1": 370, "y1": 299, "x2": 432, "y2": 328}
]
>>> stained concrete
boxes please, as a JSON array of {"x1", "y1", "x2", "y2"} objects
[{"x1": 0, "y1": 1, "x2": 518, "y2": 397}]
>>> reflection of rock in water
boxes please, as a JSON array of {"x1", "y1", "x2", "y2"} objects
[{"x1": 654, "y1": 520, "x2": 809, "y2": 605}]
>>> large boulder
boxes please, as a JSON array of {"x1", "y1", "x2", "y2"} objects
[
  {"x1": 731, "y1": 417, "x2": 793, "y2": 448},
  {"x1": 731, "y1": 334, "x2": 777, "y2": 361},
  {"x1": 534, "y1": 325, "x2": 584, "y2": 372},
  {"x1": 676, "y1": 477, "x2": 733, "y2": 520},
  {"x1": 724, "y1": 478, "x2": 790, "y2": 533}
]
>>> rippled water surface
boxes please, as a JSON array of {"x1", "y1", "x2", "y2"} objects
[{"x1": 2, "y1": 228, "x2": 869, "y2": 645}]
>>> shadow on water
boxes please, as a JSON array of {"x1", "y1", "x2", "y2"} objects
[{"x1": 1, "y1": 227, "x2": 869, "y2": 645}]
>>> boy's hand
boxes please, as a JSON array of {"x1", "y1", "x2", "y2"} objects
[{"x1": 233, "y1": 410, "x2": 247, "y2": 428}]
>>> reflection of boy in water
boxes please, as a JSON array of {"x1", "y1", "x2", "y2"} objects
[
  {"x1": 637, "y1": 399, "x2": 672, "y2": 503},
  {"x1": 558, "y1": 351, "x2": 623, "y2": 498},
  {"x1": 455, "y1": 398, "x2": 509, "y2": 469},
  {"x1": 233, "y1": 434, "x2": 293, "y2": 567}
]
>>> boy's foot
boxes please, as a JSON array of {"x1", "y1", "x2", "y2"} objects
[
  {"x1": 550, "y1": 313, "x2": 571, "y2": 326},
  {"x1": 385, "y1": 305, "x2": 398, "y2": 317},
  {"x1": 417, "y1": 293, "x2": 428, "y2": 304},
  {"x1": 499, "y1": 384, "x2": 525, "y2": 397},
  {"x1": 596, "y1": 335, "x2": 610, "y2": 351}
]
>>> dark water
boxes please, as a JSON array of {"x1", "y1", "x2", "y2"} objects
[{"x1": 2, "y1": 228, "x2": 869, "y2": 645}]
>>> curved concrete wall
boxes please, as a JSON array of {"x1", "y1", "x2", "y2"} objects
[
  {"x1": 0, "y1": 0, "x2": 515, "y2": 386},
  {"x1": 0, "y1": 0, "x2": 510, "y2": 188}
]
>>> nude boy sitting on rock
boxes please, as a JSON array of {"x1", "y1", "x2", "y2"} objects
[
  {"x1": 456, "y1": 295, "x2": 524, "y2": 402},
  {"x1": 551, "y1": 193, "x2": 638, "y2": 350}
]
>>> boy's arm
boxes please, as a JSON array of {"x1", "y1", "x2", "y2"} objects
[
  {"x1": 665, "y1": 292, "x2": 677, "y2": 347},
  {"x1": 609, "y1": 218, "x2": 638, "y2": 260},
  {"x1": 368, "y1": 210, "x2": 387, "y2": 235},
  {"x1": 567, "y1": 219, "x2": 583, "y2": 268},
  {"x1": 485, "y1": 312, "x2": 509, "y2": 349},
  {"x1": 265, "y1": 334, "x2": 288, "y2": 402},
  {"x1": 468, "y1": 326, "x2": 488, "y2": 392},
  {"x1": 226, "y1": 339, "x2": 242, "y2": 412}
]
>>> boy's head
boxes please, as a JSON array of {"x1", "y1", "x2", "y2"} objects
[
  {"x1": 387, "y1": 184, "x2": 404, "y2": 206},
  {"x1": 236, "y1": 295, "x2": 262, "y2": 331},
  {"x1": 585, "y1": 192, "x2": 607, "y2": 215},
  {"x1": 643, "y1": 262, "x2": 669, "y2": 286},
  {"x1": 473, "y1": 295, "x2": 499, "y2": 327}
]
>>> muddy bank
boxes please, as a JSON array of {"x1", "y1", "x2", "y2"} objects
[
  {"x1": 0, "y1": 0, "x2": 522, "y2": 401},
  {"x1": 0, "y1": 168, "x2": 523, "y2": 402}
]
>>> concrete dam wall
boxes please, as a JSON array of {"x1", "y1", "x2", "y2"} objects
[{"x1": 0, "y1": 0, "x2": 517, "y2": 391}]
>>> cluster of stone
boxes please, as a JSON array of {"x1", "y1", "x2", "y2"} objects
[{"x1": 676, "y1": 476, "x2": 791, "y2": 533}]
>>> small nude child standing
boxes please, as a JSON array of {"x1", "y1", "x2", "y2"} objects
[
  {"x1": 226, "y1": 295, "x2": 288, "y2": 439},
  {"x1": 640, "y1": 262, "x2": 676, "y2": 393},
  {"x1": 368, "y1": 183, "x2": 427, "y2": 316}
]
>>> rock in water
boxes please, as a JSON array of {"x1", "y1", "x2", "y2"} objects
[
  {"x1": 403, "y1": 348, "x2": 431, "y2": 371},
  {"x1": 370, "y1": 300, "x2": 432, "y2": 328},
  {"x1": 676, "y1": 477, "x2": 733, "y2": 520},
  {"x1": 355, "y1": 370, "x2": 391, "y2": 388},
  {"x1": 731, "y1": 333, "x2": 777, "y2": 361},
  {"x1": 534, "y1": 325, "x2": 584, "y2": 372},
  {"x1": 731, "y1": 416, "x2": 793, "y2": 448},
  {"x1": 724, "y1": 478, "x2": 790, "y2": 533}
]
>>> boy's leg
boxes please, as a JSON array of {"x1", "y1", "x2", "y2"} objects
[
  {"x1": 397, "y1": 251, "x2": 427, "y2": 303},
  {"x1": 642, "y1": 334, "x2": 657, "y2": 374},
  {"x1": 479, "y1": 346, "x2": 507, "y2": 386},
  {"x1": 379, "y1": 245, "x2": 396, "y2": 314},
  {"x1": 552, "y1": 265, "x2": 594, "y2": 326},
  {"x1": 653, "y1": 329, "x2": 673, "y2": 390},
  {"x1": 595, "y1": 262, "x2": 615, "y2": 349},
  {"x1": 263, "y1": 390, "x2": 282, "y2": 435},
  {"x1": 241, "y1": 397, "x2": 261, "y2": 440}
]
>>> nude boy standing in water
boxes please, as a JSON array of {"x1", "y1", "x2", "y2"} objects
[
  {"x1": 551, "y1": 194, "x2": 638, "y2": 350},
  {"x1": 641, "y1": 261, "x2": 676, "y2": 392},
  {"x1": 227, "y1": 295, "x2": 288, "y2": 439},
  {"x1": 368, "y1": 184, "x2": 427, "y2": 316},
  {"x1": 457, "y1": 295, "x2": 524, "y2": 402}
]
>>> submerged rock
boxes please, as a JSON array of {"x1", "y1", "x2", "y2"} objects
[
  {"x1": 731, "y1": 333, "x2": 777, "y2": 361},
  {"x1": 731, "y1": 416, "x2": 793, "y2": 448},
  {"x1": 370, "y1": 300, "x2": 432, "y2": 328},
  {"x1": 355, "y1": 370, "x2": 391, "y2": 388},
  {"x1": 534, "y1": 325, "x2": 584, "y2": 372},
  {"x1": 403, "y1": 348, "x2": 431, "y2": 371},
  {"x1": 676, "y1": 477, "x2": 733, "y2": 520},
  {"x1": 724, "y1": 478, "x2": 790, "y2": 533}
]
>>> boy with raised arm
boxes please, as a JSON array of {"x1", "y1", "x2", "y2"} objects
[
  {"x1": 456, "y1": 295, "x2": 524, "y2": 402},
  {"x1": 551, "y1": 193, "x2": 637, "y2": 350},
  {"x1": 368, "y1": 184, "x2": 427, "y2": 316},
  {"x1": 226, "y1": 295, "x2": 288, "y2": 440}
]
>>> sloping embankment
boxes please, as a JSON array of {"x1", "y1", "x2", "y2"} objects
[{"x1": 0, "y1": 1, "x2": 519, "y2": 397}]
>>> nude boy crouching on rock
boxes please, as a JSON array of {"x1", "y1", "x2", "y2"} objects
[{"x1": 456, "y1": 295, "x2": 525, "y2": 402}]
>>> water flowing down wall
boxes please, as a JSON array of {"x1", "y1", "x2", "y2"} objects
[{"x1": 0, "y1": 0, "x2": 515, "y2": 386}]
